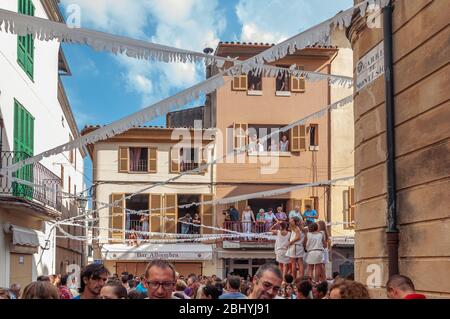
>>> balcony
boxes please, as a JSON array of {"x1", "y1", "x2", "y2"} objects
[
  {"x1": 129, "y1": 159, "x2": 148, "y2": 173},
  {"x1": 0, "y1": 151, "x2": 62, "y2": 211},
  {"x1": 223, "y1": 221, "x2": 275, "y2": 243},
  {"x1": 181, "y1": 161, "x2": 200, "y2": 173}
]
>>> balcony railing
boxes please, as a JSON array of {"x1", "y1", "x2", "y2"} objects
[
  {"x1": 129, "y1": 159, "x2": 148, "y2": 172},
  {"x1": 0, "y1": 151, "x2": 62, "y2": 211},
  {"x1": 223, "y1": 221, "x2": 275, "y2": 242},
  {"x1": 181, "y1": 161, "x2": 199, "y2": 173}
]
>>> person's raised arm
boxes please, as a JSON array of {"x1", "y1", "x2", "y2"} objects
[{"x1": 269, "y1": 221, "x2": 280, "y2": 235}]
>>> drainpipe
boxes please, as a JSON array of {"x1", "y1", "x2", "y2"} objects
[{"x1": 383, "y1": 1, "x2": 399, "y2": 277}]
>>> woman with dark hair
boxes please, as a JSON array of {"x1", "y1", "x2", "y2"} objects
[
  {"x1": 201, "y1": 285, "x2": 220, "y2": 299},
  {"x1": 304, "y1": 223, "x2": 326, "y2": 283},
  {"x1": 22, "y1": 281, "x2": 60, "y2": 299},
  {"x1": 270, "y1": 221, "x2": 290, "y2": 278},
  {"x1": 100, "y1": 282, "x2": 128, "y2": 299}
]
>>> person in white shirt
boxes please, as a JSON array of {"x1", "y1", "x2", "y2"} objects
[{"x1": 304, "y1": 223, "x2": 327, "y2": 283}]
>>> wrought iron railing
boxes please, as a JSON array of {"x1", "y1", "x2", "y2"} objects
[{"x1": 0, "y1": 151, "x2": 62, "y2": 211}]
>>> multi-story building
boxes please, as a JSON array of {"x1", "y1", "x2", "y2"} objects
[
  {"x1": 203, "y1": 37, "x2": 355, "y2": 278},
  {"x1": 82, "y1": 125, "x2": 218, "y2": 277},
  {"x1": 348, "y1": 0, "x2": 449, "y2": 297},
  {"x1": 0, "y1": 0, "x2": 86, "y2": 288}
]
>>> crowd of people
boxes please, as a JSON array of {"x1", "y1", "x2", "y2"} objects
[
  {"x1": 224, "y1": 204, "x2": 318, "y2": 233},
  {"x1": 0, "y1": 260, "x2": 427, "y2": 300}
]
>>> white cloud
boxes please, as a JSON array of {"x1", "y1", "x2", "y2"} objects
[
  {"x1": 61, "y1": 0, "x2": 226, "y2": 111},
  {"x1": 236, "y1": 0, "x2": 353, "y2": 43}
]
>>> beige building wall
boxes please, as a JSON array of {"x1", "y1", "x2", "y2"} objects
[
  {"x1": 92, "y1": 140, "x2": 214, "y2": 244},
  {"x1": 348, "y1": 0, "x2": 450, "y2": 298},
  {"x1": 330, "y1": 29, "x2": 356, "y2": 239}
]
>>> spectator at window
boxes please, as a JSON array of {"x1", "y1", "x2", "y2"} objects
[
  {"x1": 256, "y1": 209, "x2": 266, "y2": 232},
  {"x1": 192, "y1": 213, "x2": 201, "y2": 234},
  {"x1": 179, "y1": 213, "x2": 192, "y2": 234},
  {"x1": 280, "y1": 135, "x2": 290, "y2": 152}
]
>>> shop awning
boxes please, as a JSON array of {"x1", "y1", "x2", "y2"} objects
[
  {"x1": 3, "y1": 223, "x2": 40, "y2": 247},
  {"x1": 101, "y1": 244, "x2": 213, "y2": 261},
  {"x1": 217, "y1": 250, "x2": 275, "y2": 260},
  {"x1": 331, "y1": 236, "x2": 355, "y2": 247}
]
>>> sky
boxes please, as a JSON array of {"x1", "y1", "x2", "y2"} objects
[{"x1": 58, "y1": 0, "x2": 353, "y2": 192}]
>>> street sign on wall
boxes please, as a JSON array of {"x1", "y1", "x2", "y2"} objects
[{"x1": 356, "y1": 41, "x2": 385, "y2": 91}]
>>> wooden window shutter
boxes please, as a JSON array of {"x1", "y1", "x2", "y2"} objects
[
  {"x1": 60, "y1": 165, "x2": 64, "y2": 189},
  {"x1": 201, "y1": 194, "x2": 214, "y2": 235},
  {"x1": 150, "y1": 194, "x2": 162, "y2": 234},
  {"x1": 233, "y1": 123, "x2": 248, "y2": 150},
  {"x1": 164, "y1": 194, "x2": 177, "y2": 234},
  {"x1": 118, "y1": 147, "x2": 129, "y2": 172},
  {"x1": 170, "y1": 147, "x2": 180, "y2": 173},
  {"x1": 235, "y1": 200, "x2": 248, "y2": 213},
  {"x1": 293, "y1": 199, "x2": 303, "y2": 211},
  {"x1": 199, "y1": 148, "x2": 208, "y2": 173},
  {"x1": 232, "y1": 75, "x2": 248, "y2": 91},
  {"x1": 303, "y1": 199, "x2": 314, "y2": 212},
  {"x1": 110, "y1": 194, "x2": 125, "y2": 242},
  {"x1": 346, "y1": 187, "x2": 355, "y2": 229},
  {"x1": 291, "y1": 65, "x2": 305, "y2": 93},
  {"x1": 148, "y1": 147, "x2": 157, "y2": 173},
  {"x1": 291, "y1": 125, "x2": 306, "y2": 152}
]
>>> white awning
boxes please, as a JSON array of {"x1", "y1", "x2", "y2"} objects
[
  {"x1": 3, "y1": 223, "x2": 40, "y2": 247},
  {"x1": 217, "y1": 250, "x2": 275, "y2": 260},
  {"x1": 331, "y1": 236, "x2": 355, "y2": 247},
  {"x1": 101, "y1": 244, "x2": 213, "y2": 261}
]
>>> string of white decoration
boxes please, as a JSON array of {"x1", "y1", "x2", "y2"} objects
[
  {"x1": 60, "y1": 95, "x2": 354, "y2": 225},
  {"x1": 240, "y1": 0, "x2": 389, "y2": 72},
  {"x1": 62, "y1": 176, "x2": 353, "y2": 234},
  {"x1": 0, "y1": 0, "x2": 383, "y2": 177},
  {"x1": 4, "y1": 92, "x2": 354, "y2": 229},
  {"x1": 0, "y1": 8, "x2": 232, "y2": 68},
  {"x1": 59, "y1": 218, "x2": 356, "y2": 240}
]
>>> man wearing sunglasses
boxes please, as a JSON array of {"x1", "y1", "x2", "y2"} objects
[
  {"x1": 248, "y1": 263, "x2": 283, "y2": 299},
  {"x1": 144, "y1": 260, "x2": 179, "y2": 299}
]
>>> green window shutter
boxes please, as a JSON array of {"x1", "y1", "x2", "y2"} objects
[
  {"x1": 13, "y1": 100, "x2": 35, "y2": 199},
  {"x1": 17, "y1": 0, "x2": 34, "y2": 79}
]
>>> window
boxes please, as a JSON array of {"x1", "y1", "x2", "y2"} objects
[
  {"x1": 17, "y1": 0, "x2": 35, "y2": 80},
  {"x1": 118, "y1": 147, "x2": 158, "y2": 173},
  {"x1": 291, "y1": 65, "x2": 306, "y2": 93},
  {"x1": 232, "y1": 75, "x2": 247, "y2": 91},
  {"x1": 248, "y1": 124, "x2": 287, "y2": 153},
  {"x1": 129, "y1": 147, "x2": 148, "y2": 172},
  {"x1": 276, "y1": 66, "x2": 290, "y2": 92},
  {"x1": 309, "y1": 124, "x2": 319, "y2": 149},
  {"x1": 345, "y1": 187, "x2": 355, "y2": 229},
  {"x1": 247, "y1": 71, "x2": 262, "y2": 91},
  {"x1": 171, "y1": 148, "x2": 206, "y2": 173},
  {"x1": 68, "y1": 176, "x2": 71, "y2": 194}
]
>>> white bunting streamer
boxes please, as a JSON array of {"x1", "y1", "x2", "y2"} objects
[
  {"x1": 0, "y1": 0, "x2": 381, "y2": 176},
  {"x1": 0, "y1": 8, "x2": 231, "y2": 68}
]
